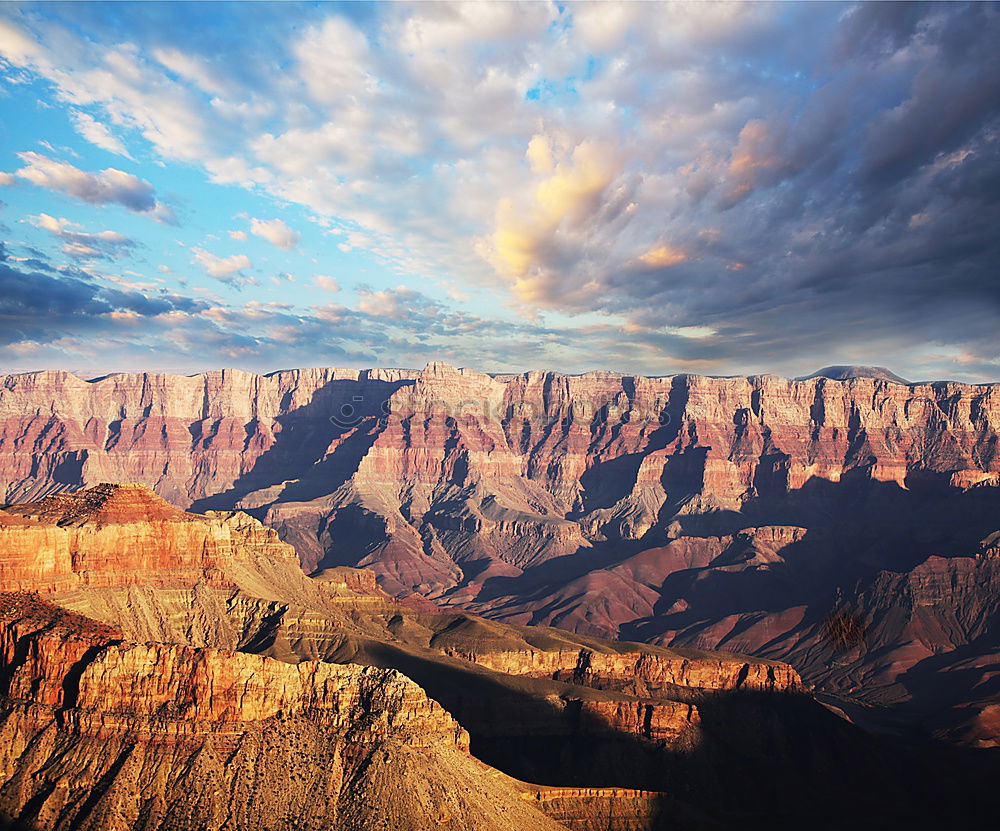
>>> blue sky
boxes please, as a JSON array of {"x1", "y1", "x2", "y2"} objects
[{"x1": 1, "y1": 1, "x2": 998, "y2": 381}]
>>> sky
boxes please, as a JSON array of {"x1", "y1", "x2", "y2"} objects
[{"x1": 0, "y1": 1, "x2": 998, "y2": 382}]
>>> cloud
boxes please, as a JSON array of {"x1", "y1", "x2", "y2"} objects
[
  {"x1": 152, "y1": 46, "x2": 231, "y2": 97},
  {"x1": 314, "y1": 274, "x2": 340, "y2": 292},
  {"x1": 70, "y1": 110, "x2": 131, "y2": 158},
  {"x1": 485, "y1": 136, "x2": 630, "y2": 306},
  {"x1": 0, "y1": 254, "x2": 207, "y2": 347},
  {"x1": 0, "y1": 172, "x2": 15, "y2": 186},
  {"x1": 31, "y1": 213, "x2": 136, "y2": 260},
  {"x1": 1, "y1": 3, "x2": 999, "y2": 381},
  {"x1": 356, "y1": 285, "x2": 434, "y2": 320},
  {"x1": 249, "y1": 217, "x2": 299, "y2": 250},
  {"x1": 15, "y1": 152, "x2": 175, "y2": 222},
  {"x1": 228, "y1": 230, "x2": 247, "y2": 240},
  {"x1": 191, "y1": 247, "x2": 253, "y2": 283},
  {"x1": 637, "y1": 245, "x2": 687, "y2": 269}
]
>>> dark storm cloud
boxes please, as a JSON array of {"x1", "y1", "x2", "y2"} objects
[
  {"x1": 0, "y1": 256, "x2": 208, "y2": 345},
  {"x1": 588, "y1": 2, "x2": 1000, "y2": 378}
]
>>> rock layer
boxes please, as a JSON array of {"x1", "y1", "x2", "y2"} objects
[
  {"x1": 1, "y1": 486, "x2": 998, "y2": 829},
  {"x1": 0, "y1": 594, "x2": 579, "y2": 831},
  {"x1": 2, "y1": 365, "x2": 1000, "y2": 744},
  {"x1": 0, "y1": 486, "x2": 803, "y2": 830}
]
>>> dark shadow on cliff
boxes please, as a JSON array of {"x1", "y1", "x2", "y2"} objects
[
  {"x1": 891, "y1": 627, "x2": 1000, "y2": 738},
  {"x1": 330, "y1": 630, "x2": 1000, "y2": 830},
  {"x1": 476, "y1": 471, "x2": 1000, "y2": 628},
  {"x1": 189, "y1": 378, "x2": 412, "y2": 512},
  {"x1": 472, "y1": 687, "x2": 1000, "y2": 829}
]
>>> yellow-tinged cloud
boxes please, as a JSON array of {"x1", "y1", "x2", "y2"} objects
[
  {"x1": 526, "y1": 135, "x2": 553, "y2": 174},
  {"x1": 638, "y1": 244, "x2": 687, "y2": 269},
  {"x1": 488, "y1": 137, "x2": 617, "y2": 301},
  {"x1": 492, "y1": 198, "x2": 536, "y2": 278},
  {"x1": 534, "y1": 140, "x2": 615, "y2": 224}
]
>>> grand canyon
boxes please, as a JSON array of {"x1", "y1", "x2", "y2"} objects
[
  {"x1": 1, "y1": 365, "x2": 999, "y2": 828},
  {"x1": 4, "y1": 1, "x2": 1000, "y2": 827}
]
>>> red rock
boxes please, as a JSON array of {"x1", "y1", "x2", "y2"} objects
[{"x1": 2, "y1": 365, "x2": 999, "y2": 746}]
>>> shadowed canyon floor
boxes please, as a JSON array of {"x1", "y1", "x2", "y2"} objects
[
  {"x1": 2, "y1": 364, "x2": 1000, "y2": 749},
  {"x1": 0, "y1": 485, "x2": 998, "y2": 829}
]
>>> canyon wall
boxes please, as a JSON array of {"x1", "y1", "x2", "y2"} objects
[
  {"x1": 0, "y1": 484, "x2": 996, "y2": 829},
  {"x1": 0, "y1": 484, "x2": 812, "y2": 830},
  {"x1": 0, "y1": 594, "x2": 579, "y2": 831},
  {"x1": 2, "y1": 365, "x2": 999, "y2": 743}
]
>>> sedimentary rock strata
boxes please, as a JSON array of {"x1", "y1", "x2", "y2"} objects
[
  {"x1": 0, "y1": 485, "x2": 997, "y2": 829},
  {"x1": 2, "y1": 365, "x2": 999, "y2": 745}
]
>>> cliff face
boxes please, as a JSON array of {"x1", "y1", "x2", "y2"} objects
[
  {"x1": 0, "y1": 485, "x2": 814, "y2": 830},
  {"x1": 2, "y1": 365, "x2": 1000, "y2": 745},
  {"x1": 0, "y1": 483, "x2": 300, "y2": 594},
  {"x1": 0, "y1": 594, "x2": 583, "y2": 831},
  {"x1": 0, "y1": 486, "x2": 997, "y2": 829}
]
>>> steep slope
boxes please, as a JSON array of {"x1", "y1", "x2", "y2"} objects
[
  {"x1": 3, "y1": 485, "x2": 998, "y2": 828},
  {"x1": 2, "y1": 365, "x2": 1000, "y2": 745},
  {"x1": 0, "y1": 594, "x2": 566, "y2": 831},
  {"x1": 0, "y1": 485, "x2": 787, "y2": 830}
]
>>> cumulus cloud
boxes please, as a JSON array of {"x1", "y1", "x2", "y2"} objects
[
  {"x1": 485, "y1": 136, "x2": 635, "y2": 307},
  {"x1": 314, "y1": 274, "x2": 340, "y2": 292},
  {"x1": 14, "y1": 152, "x2": 175, "y2": 222},
  {"x1": 249, "y1": 217, "x2": 299, "y2": 250},
  {"x1": 0, "y1": 172, "x2": 15, "y2": 186},
  {"x1": 191, "y1": 247, "x2": 253, "y2": 284},
  {"x1": 356, "y1": 285, "x2": 434, "y2": 320},
  {"x1": 31, "y1": 213, "x2": 135, "y2": 260}
]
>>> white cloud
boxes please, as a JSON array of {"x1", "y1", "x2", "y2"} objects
[
  {"x1": 229, "y1": 230, "x2": 247, "y2": 240},
  {"x1": 31, "y1": 212, "x2": 135, "y2": 260},
  {"x1": 70, "y1": 110, "x2": 131, "y2": 158},
  {"x1": 191, "y1": 247, "x2": 253, "y2": 283},
  {"x1": 314, "y1": 274, "x2": 341, "y2": 292},
  {"x1": 152, "y1": 47, "x2": 229, "y2": 97},
  {"x1": 0, "y1": 172, "x2": 16, "y2": 186},
  {"x1": 356, "y1": 285, "x2": 430, "y2": 320},
  {"x1": 250, "y1": 217, "x2": 299, "y2": 250},
  {"x1": 293, "y1": 16, "x2": 373, "y2": 104},
  {"x1": 0, "y1": 18, "x2": 43, "y2": 64},
  {"x1": 15, "y1": 152, "x2": 175, "y2": 222}
]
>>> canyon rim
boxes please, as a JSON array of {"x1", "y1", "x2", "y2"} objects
[{"x1": 2, "y1": 0, "x2": 1000, "y2": 828}]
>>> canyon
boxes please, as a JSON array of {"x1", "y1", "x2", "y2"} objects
[
  {"x1": 1, "y1": 363, "x2": 999, "y2": 754},
  {"x1": 1, "y1": 484, "x2": 997, "y2": 829}
]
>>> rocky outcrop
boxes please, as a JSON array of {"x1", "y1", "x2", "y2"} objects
[
  {"x1": 0, "y1": 487, "x2": 812, "y2": 830},
  {"x1": 0, "y1": 483, "x2": 299, "y2": 594},
  {"x1": 1, "y1": 488, "x2": 998, "y2": 829},
  {"x1": 439, "y1": 643, "x2": 798, "y2": 695},
  {"x1": 518, "y1": 787, "x2": 670, "y2": 831},
  {"x1": 0, "y1": 593, "x2": 583, "y2": 831}
]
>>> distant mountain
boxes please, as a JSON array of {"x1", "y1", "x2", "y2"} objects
[{"x1": 797, "y1": 364, "x2": 912, "y2": 384}]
